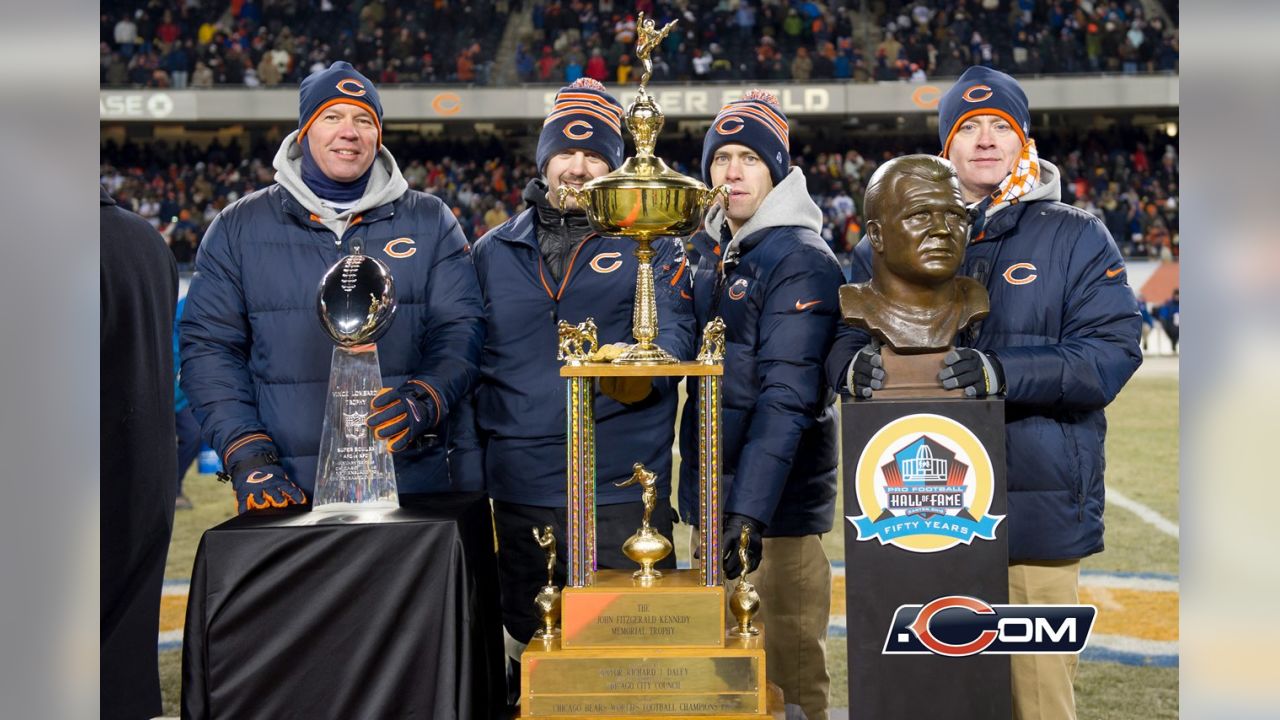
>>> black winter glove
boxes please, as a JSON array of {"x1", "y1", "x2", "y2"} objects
[
  {"x1": 368, "y1": 381, "x2": 440, "y2": 452},
  {"x1": 721, "y1": 513, "x2": 765, "y2": 580},
  {"x1": 847, "y1": 344, "x2": 885, "y2": 399},
  {"x1": 219, "y1": 436, "x2": 307, "y2": 514},
  {"x1": 939, "y1": 348, "x2": 1005, "y2": 397}
]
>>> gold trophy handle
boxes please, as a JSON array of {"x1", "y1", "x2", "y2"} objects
[
  {"x1": 704, "y1": 184, "x2": 731, "y2": 209},
  {"x1": 556, "y1": 185, "x2": 590, "y2": 212}
]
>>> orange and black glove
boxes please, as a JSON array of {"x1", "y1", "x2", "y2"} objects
[
  {"x1": 367, "y1": 381, "x2": 440, "y2": 453},
  {"x1": 218, "y1": 435, "x2": 307, "y2": 514}
]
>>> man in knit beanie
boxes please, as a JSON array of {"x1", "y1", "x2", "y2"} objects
[
  {"x1": 451, "y1": 77, "x2": 694, "y2": 704},
  {"x1": 827, "y1": 66, "x2": 1141, "y2": 719},
  {"x1": 681, "y1": 89, "x2": 844, "y2": 720},
  {"x1": 181, "y1": 60, "x2": 485, "y2": 516}
]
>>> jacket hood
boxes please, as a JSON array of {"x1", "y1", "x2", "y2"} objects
[
  {"x1": 273, "y1": 129, "x2": 408, "y2": 237},
  {"x1": 704, "y1": 166, "x2": 823, "y2": 260}
]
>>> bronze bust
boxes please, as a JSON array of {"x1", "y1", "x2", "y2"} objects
[{"x1": 840, "y1": 154, "x2": 988, "y2": 353}]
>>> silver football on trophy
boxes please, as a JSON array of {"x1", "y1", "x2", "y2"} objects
[{"x1": 316, "y1": 254, "x2": 397, "y2": 346}]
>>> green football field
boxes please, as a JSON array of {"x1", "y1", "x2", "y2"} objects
[{"x1": 156, "y1": 357, "x2": 1179, "y2": 718}]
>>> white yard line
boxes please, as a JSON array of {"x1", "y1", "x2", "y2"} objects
[{"x1": 1108, "y1": 488, "x2": 1179, "y2": 539}]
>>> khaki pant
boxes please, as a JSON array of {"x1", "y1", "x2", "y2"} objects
[
  {"x1": 694, "y1": 530, "x2": 832, "y2": 720},
  {"x1": 1008, "y1": 559, "x2": 1081, "y2": 720}
]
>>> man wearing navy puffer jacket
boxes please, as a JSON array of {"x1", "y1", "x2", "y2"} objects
[
  {"x1": 680, "y1": 89, "x2": 845, "y2": 720},
  {"x1": 453, "y1": 78, "x2": 694, "y2": 659},
  {"x1": 827, "y1": 66, "x2": 1142, "y2": 720},
  {"x1": 180, "y1": 62, "x2": 485, "y2": 514}
]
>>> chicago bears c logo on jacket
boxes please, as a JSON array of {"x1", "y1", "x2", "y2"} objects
[
  {"x1": 1002, "y1": 262, "x2": 1037, "y2": 285},
  {"x1": 563, "y1": 120, "x2": 594, "y2": 140},
  {"x1": 590, "y1": 251, "x2": 623, "y2": 274},
  {"x1": 384, "y1": 237, "x2": 416, "y2": 258},
  {"x1": 962, "y1": 84, "x2": 993, "y2": 102},
  {"x1": 728, "y1": 278, "x2": 749, "y2": 300},
  {"x1": 336, "y1": 78, "x2": 367, "y2": 97}
]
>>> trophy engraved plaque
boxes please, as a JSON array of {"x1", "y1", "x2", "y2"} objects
[{"x1": 313, "y1": 252, "x2": 399, "y2": 510}]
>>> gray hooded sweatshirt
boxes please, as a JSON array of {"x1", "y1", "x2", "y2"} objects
[
  {"x1": 704, "y1": 166, "x2": 825, "y2": 271},
  {"x1": 272, "y1": 129, "x2": 410, "y2": 241}
]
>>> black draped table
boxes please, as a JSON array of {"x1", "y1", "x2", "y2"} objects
[{"x1": 181, "y1": 492, "x2": 505, "y2": 719}]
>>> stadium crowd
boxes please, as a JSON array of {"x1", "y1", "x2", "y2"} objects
[
  {"x1": 100, "y1": 0, "x2": 509, "y2": 88},
  {"x1": 518, "y1": 0, "x2": 1177, "y2": 84},
  {"x1": 101, "y1": 0, "x2": 1177, "y2": 88},
  {"x1": 101, "y1": 125, "x2": 1177, "y2": 273}
]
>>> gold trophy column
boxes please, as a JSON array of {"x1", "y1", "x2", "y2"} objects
[
  {"x1": 696, "y1": 317, "x2": 726, "y2": 586},
  {"x1": 559, "y1": 320, "x2": 599, "y2": 586},
  {"x1": 617, "y1": 235, "x2": 673, "y2": 365}
]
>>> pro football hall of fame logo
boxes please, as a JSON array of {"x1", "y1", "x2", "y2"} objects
[{"x1": 848, "y1": 413, "x2": 1004, "y2": 553}]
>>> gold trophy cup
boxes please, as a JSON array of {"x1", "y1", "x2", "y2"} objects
[{"x1": 558, "y1": 13, "x2": 728, "y2": 365}]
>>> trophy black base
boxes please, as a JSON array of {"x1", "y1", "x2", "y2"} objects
[{"x1": 841, "y1": 397, "x2": 1010, "y2": 720}]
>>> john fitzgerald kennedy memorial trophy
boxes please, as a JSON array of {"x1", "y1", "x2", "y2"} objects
[
  {"x1": 313, "y1": 252, "x2": 400, "y2": 510},
  {"x1": 520, "y1": 14, "x2": 769, "y2": 718}
]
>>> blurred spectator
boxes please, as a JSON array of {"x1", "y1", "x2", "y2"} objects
[
  {"x1": 1155, "y1": 288, "x2": 1179, "y2": 353},
  {"x1": 1136, "y1": 294, "x2": 1154, "y2": 351}
]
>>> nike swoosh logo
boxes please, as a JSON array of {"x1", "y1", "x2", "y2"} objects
[
  {"x1": 795, "y1": 299, "x2": 822, "y2": 311},
  {"x1": 1105, "y1": 267, "x2": 1125, "y2": 278},
  {"x1": 246, "y1": 471, "x2": 274, "y2": 484}
]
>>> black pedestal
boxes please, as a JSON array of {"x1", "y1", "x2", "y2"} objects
[
  {"x1": 181, "y1": 492, "x2": 506, "y2": 720},
  {"x1": 842, "y1": 398, "x2": 1010, "y2": 720}
]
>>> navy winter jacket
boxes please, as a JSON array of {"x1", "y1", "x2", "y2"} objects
[
  {"x1": 679, "y1": 168, "x2": 845, "y2": 537},
  {"x1": 826, "y1": 160, "x2": 1143, "y2": 560},
  {"x1": 180, "y1": 174, "x2": 485, "y2": 495},
  {"x1": 454, "y1": 204, "x2": 695, "y2": 507}
]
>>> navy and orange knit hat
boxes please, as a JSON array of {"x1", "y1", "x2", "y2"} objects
[
  {"x1": 701, "y1": 89, "x2": 791, "y2": 185},
  {"x1": 938, "y1": 66, "x2": 1030, "y2": 159},
  {"x1": 537, "y1": 78, "x2": 626, "y2": 173},
  {"x1": 298, "y1": 61, "x2": 384, "y2": 146}
]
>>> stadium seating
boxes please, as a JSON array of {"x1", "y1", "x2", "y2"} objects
[{"x1": 100, "y1": 0, "x2": 1178, "y2": 88}]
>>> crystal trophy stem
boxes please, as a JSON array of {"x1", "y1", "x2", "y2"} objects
[{"x1": 313, "y1": 345, "x2": 398, "y2": 509}]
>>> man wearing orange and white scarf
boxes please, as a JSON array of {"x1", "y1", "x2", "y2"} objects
[
  {"x1": 828, "y1": 66, "x2": 1143, "y2": 720},
  {"x1": 939, "y1": 65, "x2": 1142, "y2": 720}
]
